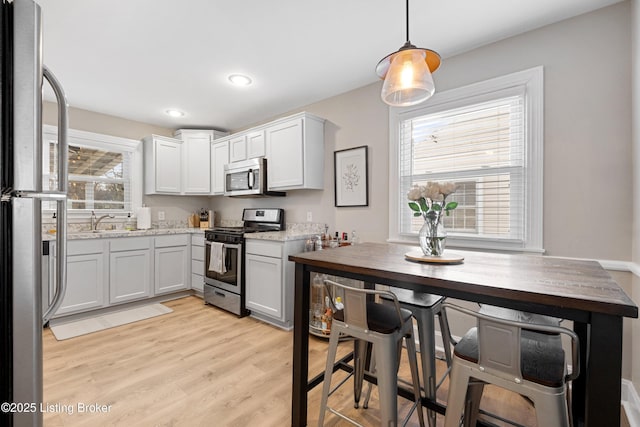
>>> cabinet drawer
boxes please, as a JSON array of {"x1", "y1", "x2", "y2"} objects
[
  {"x1": 191, "y1": 273, "x2": 204, "y2": 292},
  {"x1": 68, "y1": 239, "x2": 104, "y2": 256},
  {"x1": 110, "y1": 236, "x2": 151, "y2": 252},
  {"x1": 245, "y1": 240, "x2": 282, "y2": 258},
  {"x1": 155, "y1": 234, "x2": 189, "y2": 248},
  {"x1": 192, "y1": 245, "x2": 204, "y2": 261},
  {"x1": 191, "y1": 234, "x2": 205, "y2": 247},
  {"x1": 192, "y1": 259, "x2": 204, "y2": 276}
]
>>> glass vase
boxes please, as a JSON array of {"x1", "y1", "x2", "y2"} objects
[{"x1": 419, "y1": 212, "x2": 447, "y2": 256}]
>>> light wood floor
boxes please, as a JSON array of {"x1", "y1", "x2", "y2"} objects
[{"x1": 43, "y1": 296, "x2": 625, "y2": 426}]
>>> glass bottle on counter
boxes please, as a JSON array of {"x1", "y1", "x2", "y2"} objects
[
  {"x1": 351, "y1": 230, "x2": 359, "y2": 245},
  {"x1": 125, "y1": 212, "x2": 136, "y2": 231},
  {"x1": 310, "y1": 273, "x2": 325, "y2": 331}
]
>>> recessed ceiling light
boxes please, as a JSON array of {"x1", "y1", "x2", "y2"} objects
[
  {"x1": 228, "y1": 74, "x2": 252, "y2": 86},
  {"x1": 165, "y1": 109, "x2": 185, "y2": 118}
]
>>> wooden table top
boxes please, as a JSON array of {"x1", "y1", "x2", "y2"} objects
[{"x1": 289, "y1": 242, "x2": 638, "y2": 319}]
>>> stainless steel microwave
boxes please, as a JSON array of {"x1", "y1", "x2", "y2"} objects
[{"x1": 223, "y1": 157, "x2": 285, "y2": 197}]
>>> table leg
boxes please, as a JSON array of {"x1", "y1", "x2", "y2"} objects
[
  {"x1": 573, "y1": 314, "x2": 623, "y2": 427},
  {"x1": 572, "y1": 321, "x2": 588, "y2": 426},
  {"x1": 586, "y1": 313, "x2": 623, "y2": 426},
  {"x1": 292, "y1": 264, "x2": 311, "y2": 427}
]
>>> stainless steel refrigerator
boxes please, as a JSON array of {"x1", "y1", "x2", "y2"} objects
[{"x1": 1, "y1": 0, "x2": 68, "y2": 425}]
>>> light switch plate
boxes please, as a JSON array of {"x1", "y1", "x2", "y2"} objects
[
  {"x1": 306, "y1": 211, "x2": 312, "y2": 222},
  {"x1": 158, "y1": 211, "x2": 165, "y2": 221}
]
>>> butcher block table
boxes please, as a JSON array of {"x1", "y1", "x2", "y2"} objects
[{"x1": 289, "y1": 242, "x2": 638, "y2": 427}]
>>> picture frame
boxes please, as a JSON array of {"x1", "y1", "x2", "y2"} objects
[{"x1": 334, "y1": 145, "x2": 369, "y2": 207}]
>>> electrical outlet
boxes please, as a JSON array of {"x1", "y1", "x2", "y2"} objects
[
  {"x1": 306, "y1": 211, "x2": 313, "y2": 222},
  {"x1": 158, "y1": 211, "x2": 165, "y2": 221}
]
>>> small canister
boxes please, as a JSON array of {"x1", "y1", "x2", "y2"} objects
[{"x1": 305, "y1": 238, "x2": 315, "y2": 252}]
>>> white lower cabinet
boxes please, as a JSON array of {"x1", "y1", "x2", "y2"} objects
[
  {"x1": 245, "y1": 238, "x2": 305, "y2": 329},
  {"x1": 246, "y1": 252, "x2": 283, "y2": 319},
  {"x1": 154, "y1": 235, "x2": 189, "y2": 295},
  {"x1": 55, "y1": 240, "x2": 107, "y2": 317},
  {"x1": 51, "y1": 233, "x2": 197, "y2": 319},
  {"x1": 109, "y1": 237, "x2": 152, "y2": 304}
]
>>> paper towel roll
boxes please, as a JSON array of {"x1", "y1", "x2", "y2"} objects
[{"x1": 137, "y1": 207, "x2": 151, "y2": 230}]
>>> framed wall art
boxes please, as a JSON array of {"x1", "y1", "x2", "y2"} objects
[{"x1": 334, "y1": 145, "x2": 369, "y2": 207}]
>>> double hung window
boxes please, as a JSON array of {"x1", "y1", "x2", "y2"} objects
[
  {"x1": 389, "y1": 67, "x2": 543, "y2": 252},
  {"x1": 42, "y1": 125, "x2": 142, "y2": 215}
]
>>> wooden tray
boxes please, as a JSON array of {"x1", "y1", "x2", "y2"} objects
[{"x1": 404, "y1": 249, "x2": 464, "y2": 264}]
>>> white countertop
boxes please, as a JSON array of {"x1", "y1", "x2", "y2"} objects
[
  {"x1": 244, "y1": 230, "x2": 318, "y2": 242},
  {"x1": 44, "y1": 228, "x2": 205, "y2": 241}
]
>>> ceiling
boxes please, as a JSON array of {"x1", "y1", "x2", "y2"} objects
[{"x1": 37, "y1": 0, "x2": 623, "y2": 132}]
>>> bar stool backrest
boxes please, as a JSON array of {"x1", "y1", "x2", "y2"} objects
[
  {"x1": 477, "y1": 318, "x2": 522, "y2": 382},
  {"x1": 324, "y1": 279, "x2": 405, "y2": 333},
  {"x1": 443, "y1": 303, "x2": 580, "y2": 384}
]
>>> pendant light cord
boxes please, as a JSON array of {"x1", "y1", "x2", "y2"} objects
[{"x1": 405, "y1": 0, "x2": 410, "y2": 42}]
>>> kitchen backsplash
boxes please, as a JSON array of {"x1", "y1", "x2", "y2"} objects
[{"x1": 41, "y1": 215, "x2": 325, "y2": 235}]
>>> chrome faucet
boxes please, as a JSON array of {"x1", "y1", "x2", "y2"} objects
[{"x1": 91, "y1": 210, "x2": 115, "y2": 231}]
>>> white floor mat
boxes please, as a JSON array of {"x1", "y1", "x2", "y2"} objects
[{"x1": 49, "y1": 304, "x2": 173, "y2": 341}]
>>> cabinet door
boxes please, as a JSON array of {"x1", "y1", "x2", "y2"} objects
[
  {"x1": 182, "y1": 132, "x2": 212, "y2": 194},
  {"x1": 155, "y1": 246, "x2": 189, "y2": 294},
  {"x1": 229, "y1": 135, "x2": 247, "y2": 163},
  {"x1": 110, "y1": 249, "x2": 152, "y2": 304},
  {"x1": 56, "y1": 253, "x2": 105, "y2": 315},
  {"x1": 265, "y1": 118, "x2": 304, "y2": 189},
  {"x1": 211, "y1": 140, "x2": 229, "y2": 195},
  {"x1": 155, "y1": 137, "x2": 182, "y2": 193},
  {"x1": 245, "y1": 253, "x2": 283, "y2": 319},
  {"x1": 246, "y1": 130, "x2": 265, "y2": 159}
]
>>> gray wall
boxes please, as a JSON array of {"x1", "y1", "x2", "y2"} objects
[
  {"x1": 218, "y1": 1, "x2": 638, "y2": 380},
  {"x1": 45, "y1": 1, "x2": 639, "y2": 383},
  {"x1": 632, "y1": 0, "x2": 640, "y2": 395},
  {"x1": 42, "y1": 103, "x2": 215, "y2": 224}
]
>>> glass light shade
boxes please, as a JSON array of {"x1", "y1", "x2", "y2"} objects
[{"x1": 380, "y1": 49, "x2": 435, "y2": 107}]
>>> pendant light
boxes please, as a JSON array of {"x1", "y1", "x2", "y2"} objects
[{"x1": 376, "y1": 0, "x2": 441, "y2": 107}]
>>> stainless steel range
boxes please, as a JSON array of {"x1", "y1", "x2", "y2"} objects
[{"x1": 203, "y1": 208, "x2": 285, "y2": 316}]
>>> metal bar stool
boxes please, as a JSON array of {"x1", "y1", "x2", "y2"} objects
[
  {"x1": 367, "y1": 288, "x2": 454, "y2": 427},
  {"x1": 442, "y1": 303, "x2": 580, "y2": 427},
  {"x1": 317, "y1": 279, "x2": 425, "y2": 427}
]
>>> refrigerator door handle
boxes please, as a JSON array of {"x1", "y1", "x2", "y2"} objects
[{"x1": 42, "y1": 65, "x2": 68, "y2": 323}]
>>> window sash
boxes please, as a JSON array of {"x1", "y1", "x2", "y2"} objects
[
  {"x1": 388, "y1": 67, "x2": 544, "y2": 253},
  {"x1": 399, "y1": 94, "x2": 526, "y2": 242}
]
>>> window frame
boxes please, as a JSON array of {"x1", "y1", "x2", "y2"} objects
[
  {"x1": 388, "y1": 66, "x2": 544, "y2": 253},
  {"x1": 42, "y1": 125, "x2": 143, "y2": 218}
]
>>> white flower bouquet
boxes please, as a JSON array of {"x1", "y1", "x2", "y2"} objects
[{"x1": 407, "y1": 182, "x2": 458, "y2": 221}]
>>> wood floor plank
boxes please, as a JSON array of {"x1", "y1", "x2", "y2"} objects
[{"x1": 43, "y1": 295, "x2": 620, "y2": 426}]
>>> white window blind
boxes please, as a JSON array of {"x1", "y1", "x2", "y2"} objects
[
  {"x1": 389, "y1": 67, "x2": 544, "y2": 252},
  {"x1": 399, "y1": 95, "x2": 525, "y2": 241}
]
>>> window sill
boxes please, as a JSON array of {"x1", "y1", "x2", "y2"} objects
[{"x1": 386, "y1": 236, "x2": 545, "y2": 255}]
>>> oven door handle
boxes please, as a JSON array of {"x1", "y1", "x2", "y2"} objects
[{"x1": 205, "y1": 241, "x2": 241, "y2": 250}]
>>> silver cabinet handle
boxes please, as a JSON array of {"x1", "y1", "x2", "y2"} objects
[{"x1": 42, "y1": 65, "x2": 68, "y2": 323}]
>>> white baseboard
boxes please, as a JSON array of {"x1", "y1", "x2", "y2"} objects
[{"x1": 623, "y1": 379, "x2": 640, "y2": 427}]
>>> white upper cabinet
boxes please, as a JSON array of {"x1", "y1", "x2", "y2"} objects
[
  {"x1": 265, "y1": 112, "x2": 325, "y2": 191},
  {"x1": 229, "y1": 134, "x2": 247, "y2": 163},
  {"x1": 143, "y1": 129, "x2": 227, "y2": 196},
  {"x1": 246, "y1": 130, "x2": 265, "y2": 159},
  {"x1": 211, "y1": 138, "x2": 230, "y2": 195},
  {"x1": 143, "y1": 135, "x2": 183, "y2": 194},
  {"x1": 175, "y1": 129, "x2": 213, "y2": 194},
  {"x1": 229, "y1": 131, "x2": 264, "y2": 163}
]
